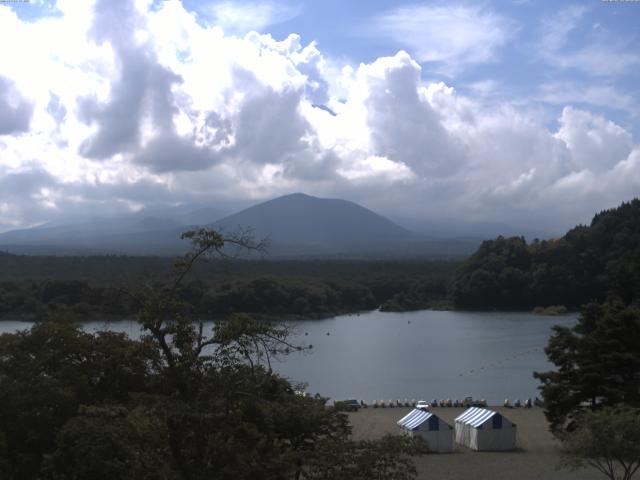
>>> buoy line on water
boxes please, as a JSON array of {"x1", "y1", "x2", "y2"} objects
[{"x1": 458, "y1": 347, "x2": 544, "y2": 377}]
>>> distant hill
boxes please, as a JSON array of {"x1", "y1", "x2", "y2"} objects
[
  {"x1": 210, "y1": 193, "x2": 482, "y2": 258},
  {"x1": 390, "y1": 215, "x2": 552, "y2": 241},
  {"x1": 0, "y1": 203, "x2": 228, "y2": 255},
  {"x1": 211, "y1": 193, "x2": 412, "y2": 254},
  {"x1": 451, "y1": 198, "x2": 640, "y2": 309},
  {"x1": 0, "y1": 193, "x2": 482, "y2": 258}
]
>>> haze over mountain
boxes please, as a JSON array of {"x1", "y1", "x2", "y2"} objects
[
  {"x1": 0, "y1": 204, "x2": 228, "y2": 255},
  {"x1": 0, "y1": 193, "x2": 482, "y2": 257},
  {"x1": 390, "y1": 216, "x2": 553, "y2": 241}
]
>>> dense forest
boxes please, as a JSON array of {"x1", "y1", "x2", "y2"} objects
[
  {"x1": 451, "y1": 199, "x2": 640, "y2": 310},
  {"x1": 0, "y1": 255, "x2": 455, "y2": 321},
  {"x1": 3, "y1": 198, "x2": 639, "y2": 320}
]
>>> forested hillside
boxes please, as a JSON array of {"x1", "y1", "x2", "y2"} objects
[
  {"x1": 0, "y1": 255, "x2": 455, "y2": 320},
  {"x1": 451, "y1": 199, "x2": 640, "y2": 309}
]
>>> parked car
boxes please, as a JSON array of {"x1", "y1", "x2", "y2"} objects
[
  {"x1": 416, "y1": 400, "x2": 430, "y2": 411},
  {"x1": 338, "y1": 399, "x2": 360, "y2": 411},
  {"x1": 462, "y1": 396, "x2": 487, "y2": 408}
]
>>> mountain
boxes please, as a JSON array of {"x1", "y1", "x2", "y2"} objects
[
  {"x1": 0, "y1": 204, "x2": 229, "y2": 255},
  {"x1": 0, "y1": 193, "x2": 481, "y2": 257},
  {"x1": 210, "y1": 193, "x2": 416, "y2": 255},
  {"x1": 210, "y1": 193, "x2": 482, "y2": 258}
]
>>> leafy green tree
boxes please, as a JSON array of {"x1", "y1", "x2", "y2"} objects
[
  {"x1": 535, "y1": 301, "x2": 640, "y2": 432},
  {"x1": 0, "y1": 323, "x2": 153, "y2": 479},
  {"x1": 0, "y1": 228, "x2": 427, "y2": 480},
  {"x1": 125, "y1": 229, "x2": 426, "y2": 480},
  {"x1": 42, "y1": 405, "x2": 176, "y2": 480},
  {"x1": 452, "y1": 198, "x2": 640, "y2": 310},
  {"x1": 560, "y1": 406, "x2": 640, "y2": 480}
]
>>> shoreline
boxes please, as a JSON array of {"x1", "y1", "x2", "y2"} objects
[{"x1": 0, "y1": 306, "x2": 580, "y2": 323}]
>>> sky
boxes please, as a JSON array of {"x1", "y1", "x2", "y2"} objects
[{"x1": 0, "y1": 0, "x2": 639, "y2": 235}]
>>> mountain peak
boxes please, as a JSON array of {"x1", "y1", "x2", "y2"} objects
[{"x1": 211, "y1": 193, "x2": 415, "y2": 256}]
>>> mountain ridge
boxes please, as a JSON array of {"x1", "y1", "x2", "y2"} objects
[
  {"x1": 210, "y1": 193, "x2": 418, "y2": 254},
  {"x1": 0, "y1": 193, "x2": 481, "y2": 258}
]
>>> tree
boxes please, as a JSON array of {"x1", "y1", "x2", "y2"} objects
[
  {"x1": 534, "y1": 301, "x2": 640, "y2": 433},
  {"x1": 0, "y1": 228, "x2": 427, "y2": 480},
  {"x1": 125, "y1": 228, "x2": 426, "y2": 480},
  {"x1": 560, "y1": 406, "x2": 640, "y2": 480},
  {"x1": 451, "y1": 198, "x2": 640, "y2": 310},
  {"x1": 42, "y1": 405, "x2": 176, "y2": 480},
  {"x1": 0, "y1": 323, "x2": 153, "y2": 479}
]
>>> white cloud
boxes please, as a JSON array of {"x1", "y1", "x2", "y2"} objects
[
  {"x1": 366, "y1": 5, "x2": 516, "y2": 76},
  {"x1": 537, "y1": 82, "x2": 636, "y2": 113},
  {"x1": 0, "y1": 76, "x2": 33, "y2": 135},
  {"x1": 538, "y1": 5, "x2": 640, "y2": 77},
  {"x1": 207, "y1": 1, "x2": 301, "y2": 34},
  {"x1": 555, "y1": 106, "x2": 634, "y2": 173},
  {"x1": 0, "y1": 0, "x2": 639, "y2": 235}
]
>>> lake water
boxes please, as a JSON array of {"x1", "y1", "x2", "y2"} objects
[{"x1": 1, "y1": 310, "x2": 576, "y2": 404}]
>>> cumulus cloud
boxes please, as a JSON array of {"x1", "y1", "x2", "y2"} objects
[
  {"x1": 0, "y1": 75, "x2": 33, "y2": 135},
  {"x1": 78, "y1": 0, "x2": 183, "y2": 159},
  {"x1": 556, "y1": 107, "x2": 634, "y2": 173},
  {"x1": 0, "y1": 0, "x2": 638, "y2": 235},
  {"x1": 360, "y1": 52, "x2": 464, "y2": 177}
]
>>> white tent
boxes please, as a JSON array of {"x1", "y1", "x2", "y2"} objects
[
  {"x1": 454, "y1": 407, "x2": 517, "y2": 451},
  {"x1": 397, "y1": 409, "x2": 453, "y2": 453}
]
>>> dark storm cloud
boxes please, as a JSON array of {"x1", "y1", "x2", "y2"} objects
[{"x1": 0, "y1": 76, "x2": 34, "y2": 135}]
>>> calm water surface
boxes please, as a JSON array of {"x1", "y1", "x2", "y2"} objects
[{"x1": 1, "y1": 310, "x2": 575, "y2": 404}]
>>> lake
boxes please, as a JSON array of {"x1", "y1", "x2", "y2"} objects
[{"x1": 1, "y1": 309, "x2": 575, "y2": 404}]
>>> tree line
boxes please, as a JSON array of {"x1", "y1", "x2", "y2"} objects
[
  {"x1": 0, "y1": 259, "x2": 456, "y2": 321},
  {"x1": 451, "y1": 199, "x2": 640, "y2": 310}
]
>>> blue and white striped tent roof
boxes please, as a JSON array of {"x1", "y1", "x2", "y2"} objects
[
  {"x1": 455, "y1": 407, "x2": 498, "y2": 428},
  {"x1": 397, "y1": 409, "x2": 433, "y2": 430}
]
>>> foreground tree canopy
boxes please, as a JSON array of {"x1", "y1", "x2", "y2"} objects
[
  {"x1": 535, "y1": 301, "x2": 640, "y2": 433},
  {"x1": 560, "y1": 406, "x2": 640, "y2": 480},
  {"x1": 536, "y1": 298, "x2": 640, "y2": 480},
  {"x1": 0, "y1": 229, "x2": 427, "y2": 480}
]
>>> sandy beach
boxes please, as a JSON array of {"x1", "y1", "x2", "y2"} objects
[{"x1": 348, "y1": 406, "x2": 603, "y2": 480}]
